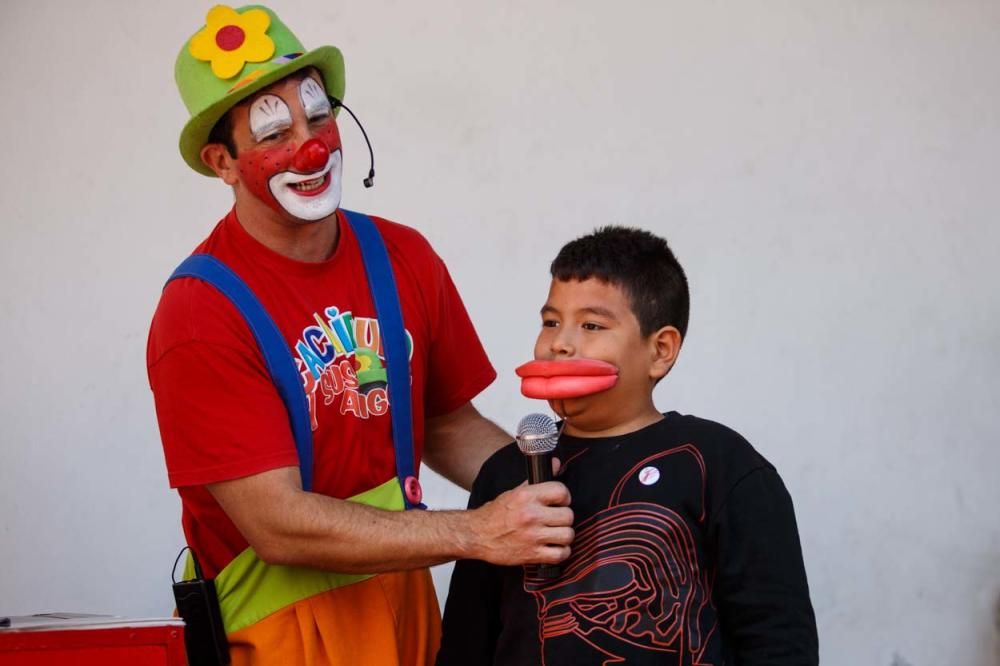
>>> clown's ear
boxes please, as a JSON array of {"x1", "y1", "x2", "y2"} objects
[{"x1": 200, "y1": 143, "x2": 240, "y2": 185}]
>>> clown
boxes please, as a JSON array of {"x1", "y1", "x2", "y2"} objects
[
  {"x1": 203, "y1": 72, "x2": 344, "y2": 224},
  {"x1": 148, "y1": 5, "x2": 575, "y2": 666}
]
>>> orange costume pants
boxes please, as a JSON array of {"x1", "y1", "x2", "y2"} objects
[{"x1": 227, "y1": 568, "x2": 440, "y2": 666}]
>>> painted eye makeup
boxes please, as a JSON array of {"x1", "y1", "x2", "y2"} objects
[
  {"x1": 299, "y1": 77, "x2": 332, "y2": 121},
  {"x1": 249, "y1": 94, "x2": 292, "y2": 143}
]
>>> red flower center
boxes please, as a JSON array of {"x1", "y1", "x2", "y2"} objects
[{"x1": 215, "y1": 25, "x2": 246, "y2": 51}]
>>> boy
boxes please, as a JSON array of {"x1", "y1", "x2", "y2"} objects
[{"x1": 436, "y1": 226, "x2": 818, "y2": 665}]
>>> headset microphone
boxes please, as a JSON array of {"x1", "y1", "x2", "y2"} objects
[{"x1": 329, "y1": 96, "x2": 376, "y2": 188}]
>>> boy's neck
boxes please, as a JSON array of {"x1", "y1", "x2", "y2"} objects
[{"x1": 561, "y1": 405, "x2": 664, "y2": 439}]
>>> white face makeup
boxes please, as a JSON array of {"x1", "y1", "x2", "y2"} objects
[
  {"x1": 299, "y1": 77, "x2": 332, "y2": 121},
  {"x1": 248, "y1": 94, "x2": 292, "y2": 143},
  {"x1": 268, "y1": 149, "x2": 343, "y2": 221}
]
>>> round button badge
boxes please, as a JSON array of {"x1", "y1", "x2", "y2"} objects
[{"x1": 638, "y1": 466, "x2": 660, "y2": 486}]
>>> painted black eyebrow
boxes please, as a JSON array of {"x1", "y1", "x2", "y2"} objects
[
  {"x1": 300, "y1": 78, "x2": 331, "y2": 117},
  {"x1": 247, "y1": 95, "x2": 292, "y2": 140},
  {"x1": 252, "y1": 117, "x2": 291, "y2": 140}
]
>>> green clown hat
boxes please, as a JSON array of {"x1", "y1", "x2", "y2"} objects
[{"x1": 175, "y1": 4, "x2": 345, "y2": 176}]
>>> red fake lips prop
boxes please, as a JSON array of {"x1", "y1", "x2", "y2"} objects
[{"x1": 516, "y1": 359, "x2": 619, "y2": 400}]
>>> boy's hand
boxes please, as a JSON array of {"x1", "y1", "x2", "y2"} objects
[{"x1": 465, "y1": 481, "x2": 574, "y2": 566}]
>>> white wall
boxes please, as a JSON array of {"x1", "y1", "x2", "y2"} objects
[{"x1": 1, "y1": 1, "x2": 998, "y2": 663}]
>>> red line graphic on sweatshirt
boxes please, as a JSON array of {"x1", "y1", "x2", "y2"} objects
[{"x1": 524, "y1": 446, "x2": 717, "y2": 665}]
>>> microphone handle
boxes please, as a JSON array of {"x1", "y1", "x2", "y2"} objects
[
  {"x1": 525, "y1": 452, "x2": 554, "y2": 485},
  {"x1": 524, "y1": 452, "x2": 560, "y2": 579}
]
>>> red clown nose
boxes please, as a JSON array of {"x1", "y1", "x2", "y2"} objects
[{"x1": 292, "y1": 138, "x2": 330, "y2": 173}]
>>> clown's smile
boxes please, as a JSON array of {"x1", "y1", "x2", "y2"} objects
[
  {"x1": 290, "y1": 173, "x2": 330, "y2": 194},
  {"x1": 267, "y1": 148, "x2": 343, "y2": 221}
]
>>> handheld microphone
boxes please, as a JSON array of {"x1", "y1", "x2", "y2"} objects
[
  {"x1": 516, "y1": 413, "x2": 561, "y2": 579},
  {"x1": 329, "y1": 96, "x2": 376, "y2": 188}
]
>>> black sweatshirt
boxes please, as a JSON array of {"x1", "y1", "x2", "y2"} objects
[{"x1": 437, "y1": 412, "x2": 818, "y2": 666}]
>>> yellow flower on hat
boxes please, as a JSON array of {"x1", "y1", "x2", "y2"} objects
[{"x1": 189, "y1": 5, "x2": 275, "y2": 80}]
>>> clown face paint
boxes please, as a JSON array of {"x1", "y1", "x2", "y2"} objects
[
  {"x1": 249, "y1": 94, "x2": 292, "y2": 143},
  {"x1": 299, "y1": 77, "x2": 332, "y2": 120},
  {"x1": 268, "y1": 144, "x2": 343, "y2": 221},
  {"x1": 237, "y1": 79, "x2": 343, "y2": 221}
]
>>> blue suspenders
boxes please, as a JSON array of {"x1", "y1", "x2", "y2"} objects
[
  {"x1": 339, "y1": 210, "x2": 422, "y2": 509},
  {"x1": 166, "y1": 209, "x2": 423, "y2": 509}
]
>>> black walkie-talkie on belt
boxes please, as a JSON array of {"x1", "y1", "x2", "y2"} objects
[{"x1": 172, "y1": 547, "x2": 230, "y2": 666}]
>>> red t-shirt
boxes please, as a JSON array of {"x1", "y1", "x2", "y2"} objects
[{"x1": 147, "y1": 208, "x2": 496, "y2": 577}]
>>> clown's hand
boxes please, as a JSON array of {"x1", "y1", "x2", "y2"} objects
[{"x1": 466, "y1": 481, "x2": 574, "y2": 566}]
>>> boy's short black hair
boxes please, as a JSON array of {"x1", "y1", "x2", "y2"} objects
[{"x1": 550, "y1": 226, "x2": 689, "y2": 339}]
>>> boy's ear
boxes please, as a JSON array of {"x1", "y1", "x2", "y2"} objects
[{"x1": 649, "y1": 325, "x2": 683, "y2": 381}]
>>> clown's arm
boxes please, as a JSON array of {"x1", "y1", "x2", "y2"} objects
[
  {"x1": 422, "y1": 402, "x2": 510, "y2": 490},
  {"x1": 206, "y1": 463, "x2": 574, "y2": 574}
]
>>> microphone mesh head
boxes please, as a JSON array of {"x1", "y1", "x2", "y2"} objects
[{"x1": 515, "y1": 413, "x2": 559, "y2": 455}]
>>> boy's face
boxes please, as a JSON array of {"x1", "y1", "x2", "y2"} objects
[{"x1": 534, "y1": 277, "x2": 671, "y2": 435}]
